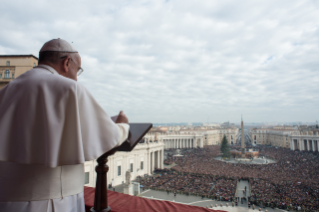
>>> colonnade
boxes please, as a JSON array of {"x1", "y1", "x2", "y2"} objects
[
  {"x1": 291, "y1": 139, "x2": 319, "y2": 152},
  {"x1": 149, "y1": 149, "x2": 163, "y2": 173},
  {"x1": 163, "y1": 137, "x2": 203, "y2": 149}
]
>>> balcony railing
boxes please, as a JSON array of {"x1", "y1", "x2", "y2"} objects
[{"x1": 0, "y1": 78, "x2": 13, "y2": 82}]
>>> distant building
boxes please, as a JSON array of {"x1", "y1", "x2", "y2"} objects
[
  {"x1": 146, "y1": 127, "x2": 239, "y2": 148},
  {"x1": 290, "y1": 128, "x2": 319, "y2": 152},
  {"x1": 202, "y1": 123, "x2": 220, "y2": 127},
  {"x1": 250, "y1": 126, "x2": 296, "y2": 148},
  {"x1": 0, "y1": 55, "x2": 38, "y2": 89},
  {"x1": 84, "y1": 139, "x2": 164, "y2": 188}
]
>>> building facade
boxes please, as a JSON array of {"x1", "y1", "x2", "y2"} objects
[
  {"x1": 290, "y1": 130, "x2": 319, "y2": 152},
  {"x1": 146, "y1": 127, "x2": 239, "y2": 149},
  {"x1": 250, "y1": 127, "x2": 295, "y2": 148},
  {"x1": 0, "y1": 55, "x2": 38, "y2": 89},
  {"x1": 84, "y1": 140, "x2": 164, "y2": 188}
]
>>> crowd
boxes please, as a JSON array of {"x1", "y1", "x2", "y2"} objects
[
  {"x1": 150, "y1": 145, "x2": 319, "y2": 211},
  {"x1": 140, "y1": 171, "x2": 236, "y2": 199}
]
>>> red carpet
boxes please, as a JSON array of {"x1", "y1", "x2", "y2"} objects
[{"x1": 84, "y1": 187, "x2": 227, "y2": 212}]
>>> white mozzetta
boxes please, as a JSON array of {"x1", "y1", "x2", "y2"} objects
[{"x1": 0, "y1": 65, "x2": 129, "y2": 168}]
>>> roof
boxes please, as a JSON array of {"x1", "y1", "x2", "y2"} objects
[
  {"x1": 84, "y1": 186, "x2": 227, "y2": 212},
  {"x1": 0, "y1": 54, "x2": 38, "y2": 60}
]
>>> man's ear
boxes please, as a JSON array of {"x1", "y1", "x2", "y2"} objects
[{"x1": 62, "y1": 57, "x2": 70, "y2": 73}]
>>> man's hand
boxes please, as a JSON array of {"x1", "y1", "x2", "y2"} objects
[{"x1": 115, "y1": 110, "x2": 128, "y2": 124}]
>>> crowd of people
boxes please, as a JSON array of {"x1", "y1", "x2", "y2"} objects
[
  {"x1": 153, "y1": 145, "x2": 319, "y2": 211},
  {"x1": 140, "y1": 171, "x2": 236, "y2": 199}
]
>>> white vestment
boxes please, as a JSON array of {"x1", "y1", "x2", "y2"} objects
[{"x1": 0, "y1": 65, "x2": 129, "y2": 212}]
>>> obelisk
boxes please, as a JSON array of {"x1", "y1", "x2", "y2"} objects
[{"x1": 241, "y1": 115, "x2": 245, "y2": 157}]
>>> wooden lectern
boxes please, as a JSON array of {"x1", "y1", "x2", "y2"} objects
[{"x1": 91, "y1": 123, "x2": 152, "y2": 212}]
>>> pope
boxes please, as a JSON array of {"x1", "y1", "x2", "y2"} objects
[{"x1": 0, "y1": 38, "x2": 130, "y2": 212}]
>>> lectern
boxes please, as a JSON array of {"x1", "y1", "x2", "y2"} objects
[{"x1": 91, "y1": 123, "x2": 152, "y2": 212}]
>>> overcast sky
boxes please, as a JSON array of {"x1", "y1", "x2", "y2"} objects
[{"x1": 0, "y1": 0, "x2": 318, "y2": 123}]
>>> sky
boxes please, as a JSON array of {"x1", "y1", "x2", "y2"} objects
[{"x1": 0, "y1": 0, "x2": 318, "y2": 123}]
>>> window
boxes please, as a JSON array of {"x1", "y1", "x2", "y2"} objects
[
  {"x1": 140, "y1": 161, "x2": 144, "y2": 170},
  {"x1": 4, "y1": 70, "x2": 10, "y2": 79},
  {"x1": 33, "y1": 63, "x2": 36, "y2": 67},
  {"x1": 6, "y1": 61, "x2": 10, "y2": 66},
  {"x1": 130, "y1": 163, "x2": 133, "y2": 172},
  {"x1": 117, "y1": 166, "x2": 121, "y2": 176},
  {"x1": 84, "y1": 172, "x2": 90, "y2": 184},
  {"x1": 0, "y1": 73, "x2": 2, "y2": 78},
  {"x1": 12, "y1": 73, "x2": 14, "y2": 79}
]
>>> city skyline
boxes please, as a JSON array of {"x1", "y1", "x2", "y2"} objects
[{"x1": 0, "y1": 0, "x2": 318, "y2": 123}]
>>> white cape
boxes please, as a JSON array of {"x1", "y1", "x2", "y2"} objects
[{"x1": 0, "y1": 65, "x2": 128, "y2": 167}]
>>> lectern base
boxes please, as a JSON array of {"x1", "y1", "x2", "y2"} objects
[{"x1": 91, "y1": 206, "x2": 111, "y2": 212}]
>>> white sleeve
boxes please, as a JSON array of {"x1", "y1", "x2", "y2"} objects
[
  {"x1": 76, "y1": 83, "x2": 129, "y2": 160},
  {"x1": 116, "y1": 123, "x2": 130, "y2": 146}
]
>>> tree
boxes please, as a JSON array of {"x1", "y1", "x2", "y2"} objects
[{"x1": 220, "y1": 135, "x2": 231, "y2": 158}]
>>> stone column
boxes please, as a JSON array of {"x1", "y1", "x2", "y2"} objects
[
  {"x1": 150, "y1": 152, "x2": 153, "y2": 173},
  {"x1": 158, "y1": 150, "x2": 161, "y2": 169},
  {"x1": 162, "y1": 150, "x2": 164, "y2": 168},
  {"x1": 148, "y1": 152, "x2": 151, "y2": 174},
  {"x1": 311, "y1": 140, "x2": 314, "y2": 152},
  {"x1": 156, "y1": 151, "x2": 159, "y2": 169},
  {"x1": 153, "y1": 151, "x2": 156, "y2": 172},
  {"x1": 159, "y1": 150, "x2": 162, "y2": 169},
  {"x1": 290, "y1": 139, "x2": 295, "y2": 150},
  {"x1": 241, "y1": 119, "x2": 245, "y2": 155}
]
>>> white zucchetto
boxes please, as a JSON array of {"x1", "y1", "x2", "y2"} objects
[{"x1": 40, "y1": 38, "x2": 78, "y2": 53}]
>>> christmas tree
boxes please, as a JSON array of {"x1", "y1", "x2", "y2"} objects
[{"x1": 220, "y1": 135, "x2": 231, "y2": 159}]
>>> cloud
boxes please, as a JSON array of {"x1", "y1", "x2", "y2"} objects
[{"x1": 0, "y1": 0, "x2": 318, "y2": 123}]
